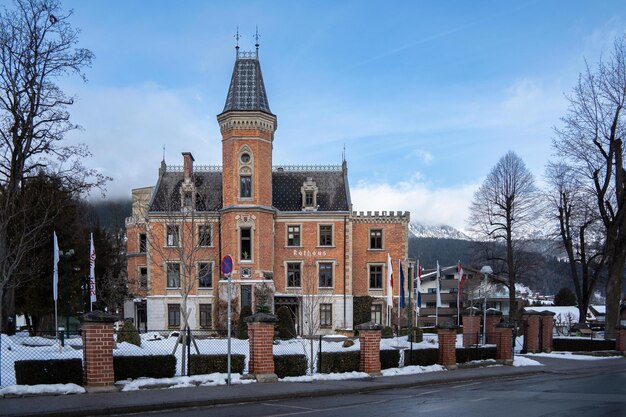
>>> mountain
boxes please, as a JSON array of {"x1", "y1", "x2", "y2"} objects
[{"x1": 408, "y1": 222, "x2": 470, "y2": 240}]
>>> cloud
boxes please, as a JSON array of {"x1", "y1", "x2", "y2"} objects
[{"x1": 350, "y1": 175, "x2": 480, "y2": 232}]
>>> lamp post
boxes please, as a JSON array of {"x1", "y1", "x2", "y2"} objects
[{"x1": 480, "y1": 266, "x2": 493, "y2": 345}]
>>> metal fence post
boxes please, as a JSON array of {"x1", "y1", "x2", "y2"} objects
[
  {"x1": 187, "y1": 327, "x2": 191, "y2": 376},
  {"x1": 318, "y1": 335, "x2": 323, "y2": 373}
]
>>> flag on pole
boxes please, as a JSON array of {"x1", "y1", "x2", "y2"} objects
[
  {"x1": 53, "y1": 232, "x2": 59, "y2": 301},
  {"x1": 436, "y1": 260, "x2": 442, "y2": 308},
  {"x1": 457, "y1": 260, "x2": 465, "y2": 312},
  {"x1": 386, "y1": 253, "x2": 394, "y2": 306},
  {"x1": 399, "y1": 261, "x2": 406, "y2": 308},
  {"x1": 416, "y1": 259, "x2": 422, "y2": 310},
  {"x1": 89, "y1": 233, "x2": 96, "y2": 304}
]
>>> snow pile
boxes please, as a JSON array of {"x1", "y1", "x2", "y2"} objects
[
  {"x1": 280, "y1": 371, "x2": 369, "y2": 382},
  {"x1": 381, "y1": 364, "x2": 445, "y2": 376},
  {"x1": 118, "y1": 372, "x2": 254, "y2": 391},
  {"x1": 512, "y1": 356, "x2": 543, "y2": 367},
  {"x1": 0, "y1": 383, "x2": 85, "y2": 397}
]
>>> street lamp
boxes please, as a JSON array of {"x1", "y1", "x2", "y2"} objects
[{"x1": 480, "y1": 265, "x2": 493, "y2": 344}]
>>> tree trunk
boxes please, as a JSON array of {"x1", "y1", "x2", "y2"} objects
[{"x1": 605, "y1": 249, "x2": 625, "y2": 340}]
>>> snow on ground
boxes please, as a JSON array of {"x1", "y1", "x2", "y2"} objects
[
  {"x1": 381, "y1": 364, "x2": 445, "y2": 376},
  {"x1": 280, "y1": 371, "x2": 369, "y2": 382},
  {"x1": 512, "y1": 356, "x2": 543, "y2": 367},
  {"x1": 117, "y1": 372, "x2": 254, "y2": 391},
  {"x1": 0, "y1": 383, "x2": 85, "y2": 397},
  {"x1": 524, "y1": 352, "x2": 623, "y2": 361}
]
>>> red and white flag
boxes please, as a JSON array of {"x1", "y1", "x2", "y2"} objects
[{"x1": 89, "y1": 233, "x2": 96, "y2": 304}]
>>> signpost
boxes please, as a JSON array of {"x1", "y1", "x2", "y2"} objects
[{"x1": 221, "y1": 255, "x2": 233, "y2": 386}]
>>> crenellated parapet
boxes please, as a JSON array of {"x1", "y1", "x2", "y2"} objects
[{"x1": 351, "y1": 211, "x2": 410, "y2": 224}]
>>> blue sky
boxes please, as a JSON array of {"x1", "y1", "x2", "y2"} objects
[{"x1": 29, "y1": 0, "x2": 626, "y2": 230}]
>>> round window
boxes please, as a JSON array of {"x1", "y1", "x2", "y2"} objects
[{"x1": 240, "y1": 153, "x2": 251, "y2": 163}]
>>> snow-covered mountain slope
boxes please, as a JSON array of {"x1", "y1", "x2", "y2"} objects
[{"x1": 409, "y1": 222, "x2": 470, "y2": 240}]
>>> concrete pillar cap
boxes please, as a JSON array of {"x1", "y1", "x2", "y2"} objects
[
  {"x1": 540, "y1": 310, "x2": 556, "y2": 316},
  {"x1": 80, "y1": 310, "x2": 118, "y2": 323},
  {"x1": 355, "y1": 321, "x2": 383, "y2": 331},
  {"x1": 245, "y1": 312, "x2": 278, "y2": 323},
  {"x1": 486, "y1": 308, "x2": 503, "y2": 316}
]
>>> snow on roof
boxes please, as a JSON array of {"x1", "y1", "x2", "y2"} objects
[
  {"x1": 523, "y1": 306, "x2": 594, "y2": 324},
  {"x1": 590, "y1": 305, "x2": 606, "y2": 314}
]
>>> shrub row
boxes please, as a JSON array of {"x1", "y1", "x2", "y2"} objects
[
  {"x1": 15, "y1": 359, "x2": 83, "y2": 385},
  {"x1": 404, "y1": 348, "x2": 439, "y2": 366},
  {"x1": 274, "y1": 354, "x2": 307, "y2": 378},
  {"x1": 456, "y1": 347, "x2": 497, "y2": 363},
  {"x1": 553, "y1": 338, "x2": 616, "y2": 352},
  {"x1": 318, "y1": 351, "x2": 360, "y2": 373},
  {"x1": 380, "y1": 349, "x2": 400, "y2": 369},
  {"x1": 189, "y1": 354, "x2": 245, "y2": 375},
  {"x1": 114, "y1": 355, "x2": 176, "y2": 381}
]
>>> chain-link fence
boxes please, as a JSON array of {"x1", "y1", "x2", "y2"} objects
[{"x1": 1, "y1": 330, "x2": 83, "y2": 386}]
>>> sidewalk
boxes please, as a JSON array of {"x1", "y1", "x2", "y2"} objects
[{"x1": 0, "y1": 359, "x2": 560, "y2": 417}]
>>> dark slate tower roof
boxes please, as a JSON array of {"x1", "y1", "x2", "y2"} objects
[{"x1": 223, "y1": 50, "x2": 271, "y2": 114}]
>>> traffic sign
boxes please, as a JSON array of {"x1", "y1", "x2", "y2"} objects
[{"x1": 221, "y1": 255, "x2": 233, "y2": 276}]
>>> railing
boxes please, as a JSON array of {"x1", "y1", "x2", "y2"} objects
[
  {"x1": 272, "y1": 165, "x2": 342, "y2": 172},
  {"x1": 166, "y1": 165, "x2": 222, "y2": 172}
]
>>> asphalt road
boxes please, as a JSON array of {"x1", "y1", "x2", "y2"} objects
[{"x1": 112, "y1": 358, "x2": 626, "y2": 417}]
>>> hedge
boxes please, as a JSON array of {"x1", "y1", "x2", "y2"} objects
[
  {"x1": 380, "y1": 349, "x2": 400, "y2": 369},
  {"x1": 274, "y1": 354, "x2": 307, "y2": 378},
  {"x1": 353, "y1": 296, "x2": 373, "y2": 329},
  {"x1": 456, "y1": 347, "x2": 497, "y2": 363},
  {"x1": 553, "y1": 338, "x2": 616, "y2": 352},
  {"x1": 189, "y1": 354, "x2": 245, "y2": 375},
  {"x1": 318, "y1": 351, "x2": 360, "y2": 373},
  {"x1": 15, "y1": 359, "x2": 82, "y2": 385},
  {"x1": 381, "y1": 326, "x2": 394, "y2": 339},
  {"x1": 114, "y1": 355, "x2": 176, "y2": 381},
  {"x1": 404, "y1": 348, "x2": 438, "y2": 366}
]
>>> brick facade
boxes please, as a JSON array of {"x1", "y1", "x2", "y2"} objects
[
  {"x1": 485, "y1": 310, "x2": 503, "y2": 344},
  {"x1": 616, "y1": 327, "x2": 626, "y2": 354},
  {"x1": 541, "y1": 311, "x2": 555, "y2": 353},
  {"x1": 495, "y1": 325, "x2": 513, "y2": 364},
  {"x1": 356, "y1": 323, "x2": 383, "y2": 375},
  {"x1": 124, "y1": 50, "x2": 410, "y2": 333},
  {"x1": 80, "y1": 312, "x2": 117, "y2": 388},
  {"x1": 247, "y1": 315, "x2": 278, "y2": 381}
]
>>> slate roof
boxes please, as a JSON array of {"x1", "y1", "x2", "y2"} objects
[
  {"x1": 149, "y1": 167, "x2": 349, "y2": 213},
  {"x1": 223, "y1": 51, "x2": 271, "y2": 114}
]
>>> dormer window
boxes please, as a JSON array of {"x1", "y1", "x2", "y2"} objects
[
  {"x1": 183, "y1": 191, "x2": 193, "y2": 208},
  {"x1": 301, "y1": 177, "x2": 318, "y2": 211}
]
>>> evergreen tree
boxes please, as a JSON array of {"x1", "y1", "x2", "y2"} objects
[{"x1": 554, "y1": 287, "x2": 577, "y2": 306}]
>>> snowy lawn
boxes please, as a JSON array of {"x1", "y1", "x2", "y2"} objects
[{"x1": 0, "y1": 383, "x2": 85, "y2": 397}]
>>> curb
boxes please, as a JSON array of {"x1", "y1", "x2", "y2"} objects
[{"x1": 17, "y1": 367, "x2": 546, "y2": 417}]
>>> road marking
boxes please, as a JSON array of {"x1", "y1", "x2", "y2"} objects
[
  {"x1": 451, "y1": 382, "x2": 481, "y2": 389},
  {"x1": 470, "y1": 397, "x2": 489, "y2": 402},
  {"x1": 416, "y1": 389, "x2": 441, "y2": 396},
  {"x1": 261, "y1": 403, "x2": 314, "y2": 411}
]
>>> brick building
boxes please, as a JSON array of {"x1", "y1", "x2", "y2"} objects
[{"x1": 124, "y1": 46, "x2": 409, "y2": 333}]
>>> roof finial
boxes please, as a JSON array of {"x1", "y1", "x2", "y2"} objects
[
  {"x1": 234, "y1": 26, "x2": 241, "y2": 56},
  {"x1": 254, "y1": 26, "x2": 260, "y2": 55},
  {"x1": 162, "y1": 145, "x2": 166, "y2": 162}
]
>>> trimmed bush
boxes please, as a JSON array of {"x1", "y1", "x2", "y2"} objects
[
  {"x1": 114, "y1": 355, "x2": 176, "y2": 381},
  {"x1": 381, "y1": 326, "x2": 394, "y2": 339},
  {"x1": 238, "y1": 306, "x2": 253, "y2": 339},
  {"x1": 15, "y1": 359, "x2": 82, "y2": 385},
  {"x1": 553, "y1": 337, "x2": 616, "y2": 352},
  {"x1": 189, "y1": 354, "x2": 245, "y2": 375},
  {"x1": 318, "y1": 351, "x2": 360, "y2": 373},
  {"x1": 404, "y1": 348, "x2": 438, "y2": 366},
  {"x1": 117, "y1": 320, "x2": 141, "y2": 347},
  {"x1": 277, "y1": 306, "x2": 296, "y2": 339},
  {"x1": 274, "y1": 354, "x2": 307, "y2": 378},
  {"x1": 455, "y1": 347, "x2": 497, "y2": 363},
  {"x1": 380, "y1": 349, "x2": 400, "y2": 369}
]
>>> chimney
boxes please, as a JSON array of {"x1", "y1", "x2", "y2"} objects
[{"x1": 182, "y1": 152, "x2": 194, "y2": 180}]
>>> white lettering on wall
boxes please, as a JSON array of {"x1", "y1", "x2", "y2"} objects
[{"x1": 293, "y1": 249, "x2": 328, "y2": 257}]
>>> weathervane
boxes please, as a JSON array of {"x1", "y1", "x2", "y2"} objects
[
  {"x1": 234, "y1": 26, "x2": 241, "y2": 50},
  {"x1": 254, "y1": 26, "x2": 260, "y2": 53}
]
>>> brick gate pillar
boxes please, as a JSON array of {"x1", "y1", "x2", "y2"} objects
[
  {"x1": 540, "y1": 311, "x2": 555, "y2": 353},
  {"x1": 615, "y1": 326, "x2": 626, "y2": 355},
  {"x1": 495, "y1": 324, "x2": 514, "y2": 365},
  {"x1": 80, "y1": 311, "x2": 118, "y2": 391},
  {"x1": 462, "y1": 314, "x2": 480, "y2": 348},
  {"x1": 356, "y1": 322, "x2": 383, "y2": 376},
  {"x1": 437, "y1": 324, "x2": 458, "y2": 370},
  {"x1": 485, "y1": 309, "x2": 503, "y2": 344},
  {"x1": 246, "y1": 312, "x2": 278, "y2": 383},
  {"x1": 522, "y1": 311, "x2": 542, "y2": 353}
]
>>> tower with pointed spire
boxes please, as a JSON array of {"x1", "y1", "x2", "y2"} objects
[{"x1": 217, "y1": 39, "x2": 278, "y2": 280}]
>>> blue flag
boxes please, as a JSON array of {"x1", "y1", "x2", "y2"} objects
[{"x1": 399, "y1": 261, "x2": 406, "y2": 308}]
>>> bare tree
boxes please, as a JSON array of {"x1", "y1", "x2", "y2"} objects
[
  {"x1": 0, "y1": 0, "x2": 106, "y2": 332},
  {"x1": 545, "y1": 162, "x2": 605, "y2": 323},
  {"x1": 468, "y1": 151, "x2": 540, "y2": 321},
  {"x1": 300, "y1": 262, "x2": 336, "y2": 337},
  {"x1": 553, "y1": 35, "x2": 626, "y2": 339}
]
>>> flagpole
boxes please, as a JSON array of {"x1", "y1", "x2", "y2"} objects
[
  {"x1": 397, "y1": 259, "x2": 400, "y2": 332},
  {"x1": 53, "y1": 232, "x2": 59, "y2": 339}
]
